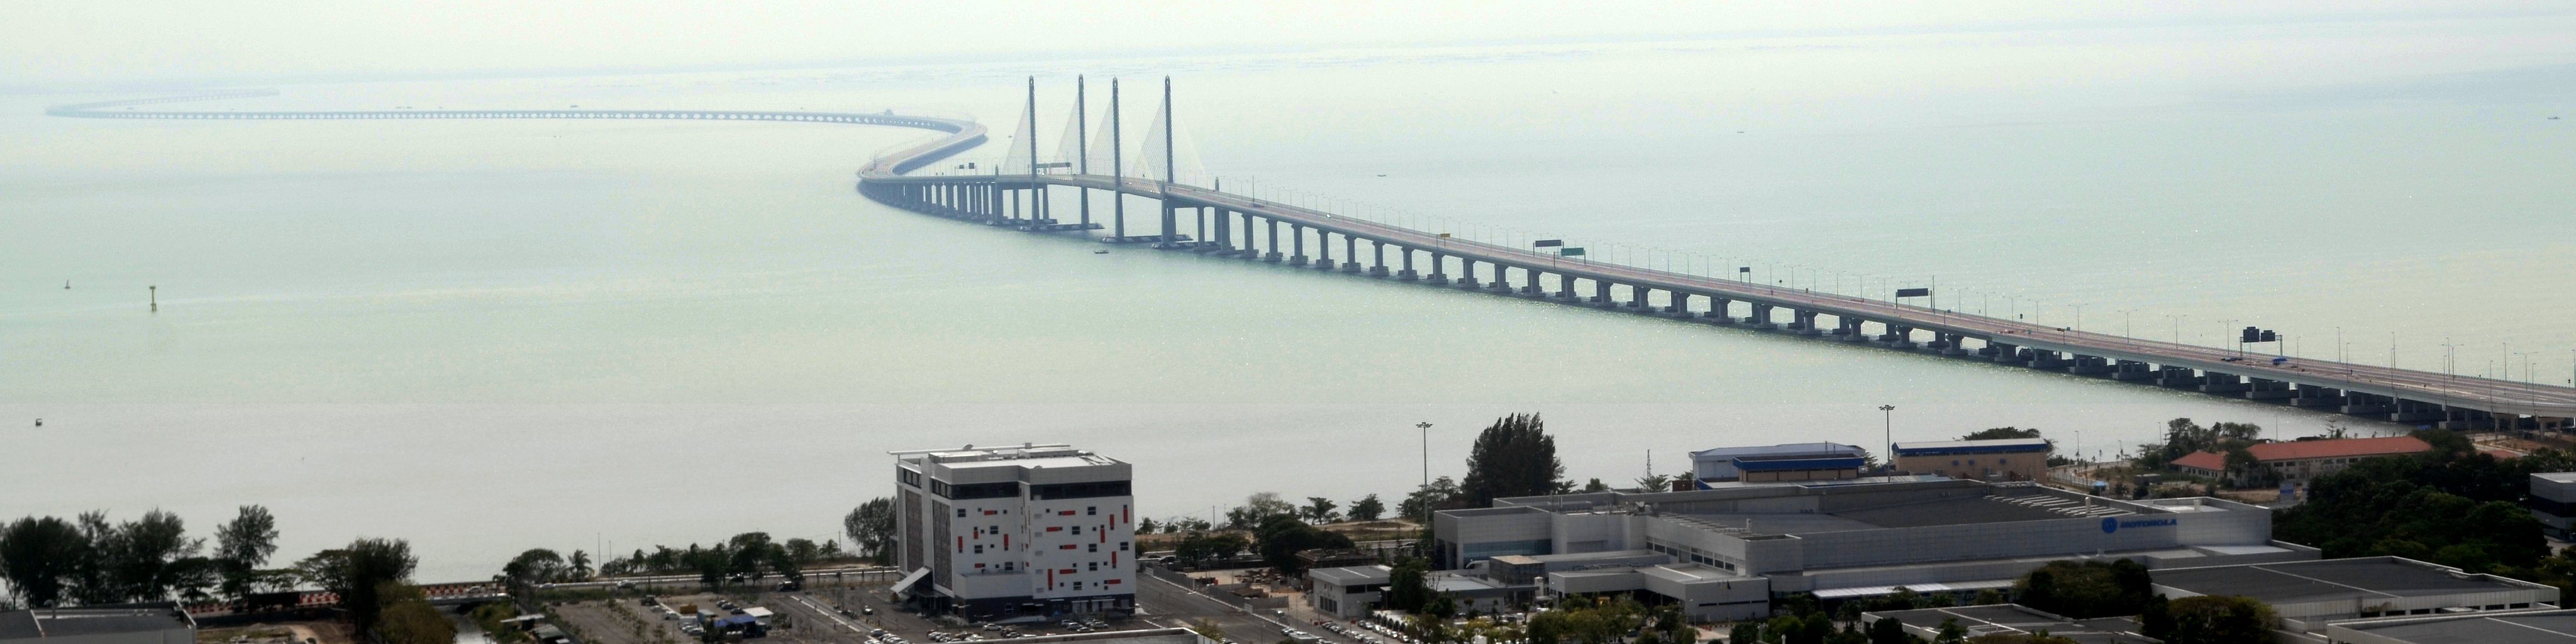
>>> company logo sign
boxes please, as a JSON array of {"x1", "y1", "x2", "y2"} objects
[{"x1": 2101, "y1": 517, "x2": 2179, "y2": 534}]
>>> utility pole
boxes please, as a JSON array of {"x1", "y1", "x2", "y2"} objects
[
  {"x1": 1416, "y1": 421, "x2": 1433, "y2": 489},
  {"x1": 1879, "y1": 404, "x2": 1896, "y2": 473}
]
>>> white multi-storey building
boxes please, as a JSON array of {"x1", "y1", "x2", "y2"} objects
[{"x1": 891, "y1": 443, "x2": 1136, "y2": 620}]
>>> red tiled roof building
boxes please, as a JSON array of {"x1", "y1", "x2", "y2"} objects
[{"x1": 2170, "y1": 436, "x2": 2432, "y2": 483}]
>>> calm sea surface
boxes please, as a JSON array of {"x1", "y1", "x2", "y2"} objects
[{"x1": 6, "y1": 24, "x2": 2574, "y2": 580}]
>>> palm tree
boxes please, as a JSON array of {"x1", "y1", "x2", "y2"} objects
[{"x1": 569, "y1": 550, "x2": 592, "y2": 580}]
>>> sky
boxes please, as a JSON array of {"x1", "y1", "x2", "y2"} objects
[{"x1": 6, "y1": 1, "x2": 2570, "y2": 89}]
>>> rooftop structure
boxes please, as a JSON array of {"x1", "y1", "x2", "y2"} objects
[
  {"x1": 1690, "y1": 443, "x2": 1868, "y2": 484},
  {"x1": 1892, "y1": 438, "x2": 2052, "y2": 482},
  {"x1": 2323, "y1": 609, "x2": 2576, "y2": 644},
  {"x1": 2530, "y1": 472, "x2": 2576, "y2": 539},
  {"x1": 1306, "y1": 565, "x2": 1392, "y2": 619},
  {"x1": 892, "y1": 443, "x2": 1136, "y2": 619},
  {"x1": 1434, "y1": 478, "x2": 2311, "y2": 617},
  {"x1": 0, "y1": 609, "x2": 195, "y2": 644},
  {"x1": 2170, "y1": 436, "x2": 2432, "y2": 482},
  {"x1": 2151, "y1": 557, "x2": 2560, "y2": 630},
  {"x1": 1859, "y1": 605, "x2": 2157, "y2": 644}
]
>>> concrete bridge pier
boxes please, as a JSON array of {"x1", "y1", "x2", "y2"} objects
[
  {"x1": 1988, "y1": 343, "x2": 2021, "y2": 363},
  {"x1": 1489, "y1": 265, "x2": 1518, "y2": 292},
  {"x1": 2025, "y1": 350, "x2": 2066, "y2": 369},
  {"x1": 1314, "y1": 230, "x2": 1334, "y2": 269},
  {"x1": 2155, "y1": 366, "x2": 2200, "y2": 388},
  {"x1": 1519, "y1": 269, "x2": 1544, "y2": 296},
  {"x1": 1370, "y1": 242, "x2": 1390, "y2": 276},
  {"x1": 1211, "y1": 208, "x2": 1230, "y2": 252},
  {"x1": 1791, "y1": 311, "x2": 1823, "y2": 335},
  {"x1": 1624, "y1": 286, "x2": 1649, "y2": 309},
  {"x1": 2341, "y1": 392, "x2": 2396, "y2": 415},
  {"x1": 2290, "y1": 386, "x2": 2345, "y2": 408},
  {"x1": 1397, "y1": 247, "x2": 1416, "y2": 279},
  {"x1": 1263, "y1": 219, "x2": 1282, "y2": 262},
  {"x1": 1288, "y1": 225, "x2": 1309, "y2": 265},
  {"x1": 1341, "y1": 236, "x2": 1362, "y2": 272},
  {"x1": 1457, "y1": 260, "x2": 1482, "y2": 288},
  {"x1": 1704, "y1": 297, "x2": 1735, "y2": 323},
  {"x1": 2389, "y1": 399, "x2": 2444, "y2": 424},
  {"x1": 1833, "y1": 318, "x2": 1866, "y2": 341},
  {"x1": 2245, "y1": 378, "x2": 2296, "y2": 401},
  {"x1": 1591, "y1": 280, "x2": 1614, "y2": 307},
  {"x1": 1879, "y1": 325, "x2": 1918, "y2": 348},
  {"x1": 1940, "y1": 333, "x2": 1973, "y2": 355},
  {"x1": 1555, "y1": 275, "x2": 1579, "y2": 300},
  {"x1": 1426, "y1": 253, "x2": 1450, "y2": 284},
  {"x1": 2198, "y1": 372, "x2": 2250, "y2": 394},
  {"x1": 2068, "y1": 355, "x2": 2112, "y2": 374},
  {"x1": 1663, "y1": 292, "x2": 1691, "y2": 316},
  {"x1": 2110, "y1": 360, "x2": 2155, "y2": 380}
]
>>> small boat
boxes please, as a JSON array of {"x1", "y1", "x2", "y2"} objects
[{"x1": 1092, "y1": 249, "x2": 1109, "y2": 255}]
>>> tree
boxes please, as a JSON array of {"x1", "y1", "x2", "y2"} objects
[
  {"x1": 2011, "y1": 560, "x2": 2151, "y2": 619},
  {"x1": 1385, "y1": 558, "x2": 1432, "y2": 612},
  {"x1": 1580, "y1": 479, "x2": 1611, "y2": 493},
  {"x1": 1173, "y1": 532, "x2": 1248, "y2": 567},
  {"x1": 1303, "y1": 497, "x2": 1340, "y2": 524},
  {"x1": 299, "y1": 538, "x2": 418, "y2": 638},
  {"x1": 1959, "y1": 427, "x2": 2043, "y2": 441},
  {"x1": 784, "y1": 538, "x2": 822, "y2": 565},
  {"x1": 1228, "y1": 493, "x2": 1299, "y2": 530},
  {"x1": 1460, "y1": 414, "x2": 1564, "y2": 506},
  {"x1": 1138, "y1": 518, "x2": 1162, "y2": 534},
  {"x1": 1347, "y1": 494, "x2": 1385, "y2": 521},
  {"x1": 0, "y1": 516, "x2": 85, "y2": 607},
  {"x1": 1933, "y1": 618, "x2": 1967, "y2": 644},
  {"x1": 845, "y1": 497, "x2": 896, "y2": 564},
  {"x1": 1635, "y1": 473, "x2": 1674, "y2": 492},
  {"x1": 1399, "y1": 477, "x2": 1463, "y2": 519},
  {"x1": 2145, "y1": 596, "x2": 2273, "y2": 644},
  {"x1": 372, "y1": 582, "x2": 457, "y2": 644},
  {"x1": 502, "y1": 549, "x2": 565, "y2": 584},
  {"x1": 1866, "y1": 618, "x2": 1909, "y2": 644},
  {"x1": 214, "y1": 506, "x2": 280, "y2": 600},
  {"x1": 728, "y1": 533, "x2": 777, "y2": 580},
  {"x1": 568, "y1": 550, "x2": 592, "y2": 580},
  {"x1": 1254, "y1": 514, "x2": 1355, "y2": 574}
]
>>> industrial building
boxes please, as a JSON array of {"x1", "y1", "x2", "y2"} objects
[
  {"x1": 2528, "y1": 472, "x2": 2576, "y2": 538},
  {"x1": 2150, "y1": 557, "x2": 2560, "y2": 631},
  {"x1": 1891, "y1": 438, "x2": 2052, "y2": 482},
  {"x1": 1431, "y1": 478, "x2": 2309, "y2": 619},
  {"x1": 0, "y1": 609, "x2": 195, "y2": 644},
  {"x1": 2323, "y1": 609, "x2": 2576, "y2": 644},
  {"x1": 2168, "y1": 436, "x2": 2431, "y2": 483},
  {"x1": 1307, "y1": 565, "x2": 1391, "y2": 618},
  {"x1": 1689, "y1": 443, "x2": 1868, "y2": 486},
  {"x1": 1859, "y1": 604, "x2": 2158, "y2": 644},
  {"x1": 891, "y1": 443, "x2": 1136, "y2": 619}
]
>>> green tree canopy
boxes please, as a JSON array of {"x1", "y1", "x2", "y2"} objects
[
  {"x1": 2012, "y1": 559, "x2": 2153, "y2": 618},
  {"x1": 1459, "y1": 413, "x2": 1564, "y2": 506},
  {"x1": 1254, "y1": 514, "x2": 1355, "y2": 574},
  {"x1": 1958, "y1": 427, "x2": 2042, "y2": 441},
  {"x1": 845, "y1": 498, "x2": 895, "y2": 564},
  {"x1": 214, "y1": 506, "x2": 280, "y2": 600},
  {"x1": 299, "y1": 538, "x2": 417, "y2": 638},
  {"x1": 1346, "y1": 494, "x2": 1385, "y2": 521},
  {"x1": 2141, "y1": 596, "x2": 2273, "y2": 644},
  {"x1": 0, "y1": 516, "x2": 86, "y2": 607}
]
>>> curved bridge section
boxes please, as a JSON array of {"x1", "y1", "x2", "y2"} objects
[{"x1": 54, "y1": 91, "x2": 2575, "y2": 426}]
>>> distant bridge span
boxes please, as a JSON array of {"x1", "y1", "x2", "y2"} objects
[{"x1": 55, "y1": 90, "x2": 2576, "y2": 430}]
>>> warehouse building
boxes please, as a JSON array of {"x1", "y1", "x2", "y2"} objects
[
  {"x1": 2150, "y1": 557, "x2": 2560, "y2": 631},
  {"x1": 1431, "y1": 478, "x2": 2309, "y2": 618},
  {"x1": 1891, "y1": 438, "x2": 2052, "y2": 482},
  {"x1": 1690, "y1": 443, "x2": 1870, "y2": 485},
  {"x1": 1860, "y1": 604, "x2": 2158, "y2": 644},
  {"x1": 2323, "y1": 609, "x2": 2576, "y2": 644},
  {"x1": 1306, "y1": 565, "x2": 1391, "y2": 619},
  {"x1": 0, "y1": 609, "x2": 195, "y2": 644},
  {"x1": 891, "y1": 443, "x2": 1136, "y2": 619}
]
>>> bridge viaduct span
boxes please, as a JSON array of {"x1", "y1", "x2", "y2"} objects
[{"x1": 55, "y1": 89, "x2": 2576, "y2": 431}]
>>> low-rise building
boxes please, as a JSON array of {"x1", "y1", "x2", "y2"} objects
[
  {"x1": 1891, "y1": 438, "x2": 2051, "y2": 482},
  {"x1": 2529, "y1": 472, "x2": 2576, "y2": 539},
  {"x1": 1690, "y1": 443, "x2": 1868, "y2": 486},
  {"x1": 0, "y1": 609, "x2": 195, "y2": 644},
  {"x1": 2151, "y1": 556, "x2": 2560, "y2": 631},
  {"x1": 1433, "y1": 477, "x2": 2311, "y2": 617},
  {"x1": 890, "y1": 443, "x2": 1136, "y2": 619},
  {"x1": 1860, "y1": 604, "x2": 2157, "y2": 644},
  {"x1": 2168, "y1": 436, "x2": 2431, "y2": 483},
  {"x1": 1306, "y1": 565, "x2": 1391, "y2": 619},
  {"x1": 2323, "y1": 609, "x2": 2576, "y2": 644}
]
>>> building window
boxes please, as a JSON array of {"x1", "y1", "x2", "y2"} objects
[
  {"x1": 1072, "y1": 526, "x2": 1083, "y2": 535},
  {"x1": 974, "y1": 545, "x2": 984, "y2": 553},
  {"x1": 1088, "y1": 543, "x2": 1098, "y2": 553},
  {"x1": 1088, "y1": 562, "x2": 1098, "y2": 571},
  {"x1": 1075, "y1": 581, "x2": 1084, "y2": 590},
  {"x1": 991, "y1": 525, "x2": 1001, "y2": 533},
  {"x1": 1119, "y1": 542, "x2": 1129, "y2": 551},
  {"x1": 1088, "y1": 506, "x2": 1098, "y2": 515},
  {"x1": 957, "y1": 509, "x2": 967, "y2": 518}
]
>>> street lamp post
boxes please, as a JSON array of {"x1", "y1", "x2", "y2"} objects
[
  {"x1": 1416, "y1": 421, "x2": 1433, "y2": 489},
  {"x1": 1879, "y1": 404, "x2": 1897, "y2": 474}
]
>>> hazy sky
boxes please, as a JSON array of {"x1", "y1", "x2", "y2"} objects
[{"x1": 6, "y1": 1, "x2": 2567, "y2": 87}]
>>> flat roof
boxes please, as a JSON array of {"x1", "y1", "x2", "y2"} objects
[
  {"x1": 1892, "y1": 438, "x2": 2053, "y2": 455},
  {"x1": 1862, "y1": 604, "x2": 2157, "y2": 644},
  {"x1": 2332, "y1": 611, "x2": 2576, "y2": 644},
  {"x1": 2155, "y1": 557, "x2": 2548, "y2": 606},
  {"x1": 1308, "y1": 565, "x2": 1391, "y2": 585},
  {"x1": 2536, "y1": 472, "x2": 2576, "y2": 484},
  {"x1": 0, "y1": 609, "x2": 191, "y2": 639},
  {"x1": 1679, "y1": 494, "x2": 2131, "y2": 536}
]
